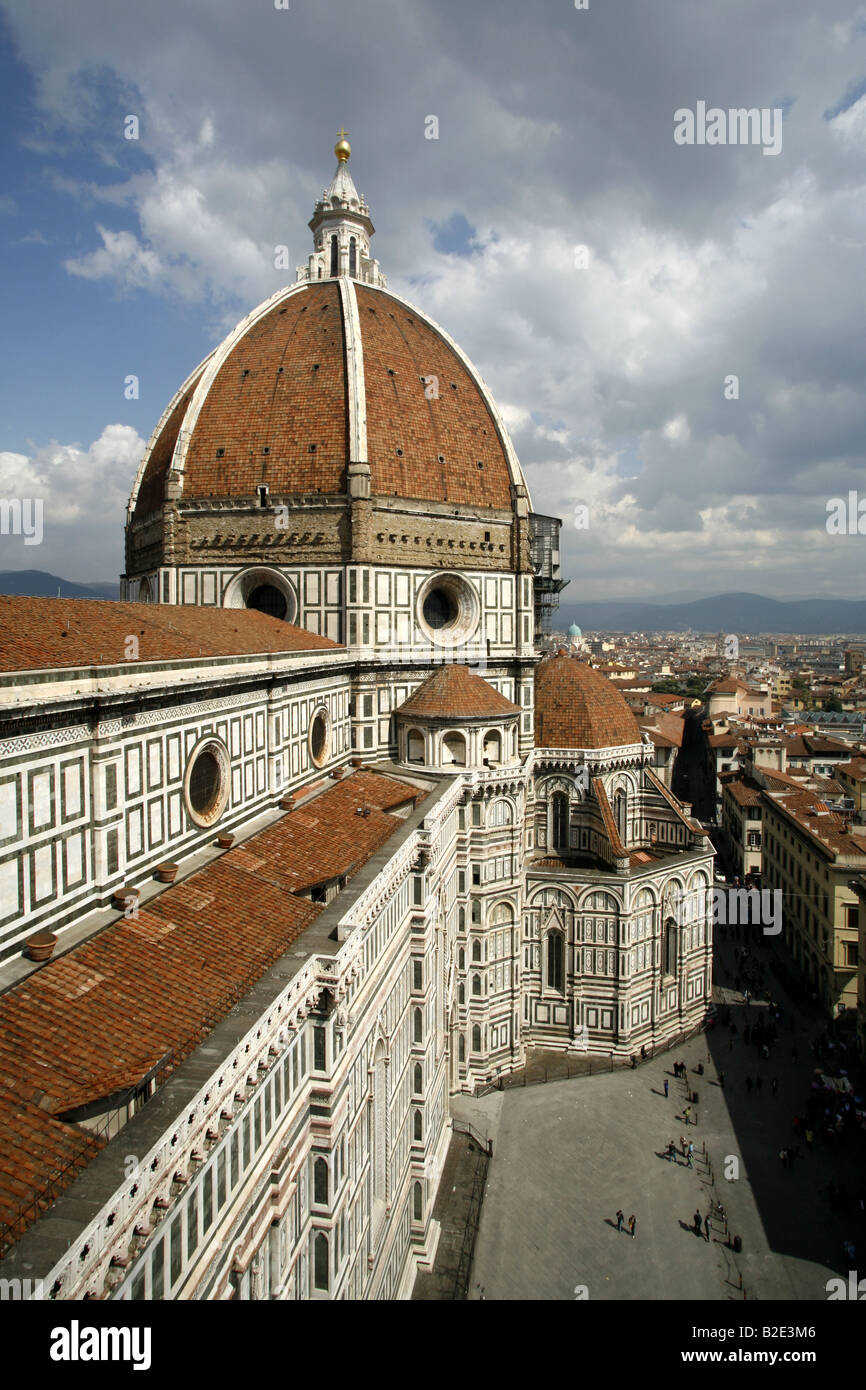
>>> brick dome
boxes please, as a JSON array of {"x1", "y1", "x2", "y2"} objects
[
  {"x1": 534, "y1": 654, "x2": 641, "y2": 750},
  {"x1": 397, "y1": 665, "x2": 520, "y2": 720},
  {"x1": 129, "y1": 280, "x2": 525, "y2": 522}
]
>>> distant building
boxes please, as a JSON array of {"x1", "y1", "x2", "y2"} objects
[{"x1": 761, "y1": 789, "x2": 865, "y2": 1016}]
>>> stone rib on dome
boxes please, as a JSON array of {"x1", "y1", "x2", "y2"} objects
[
  {"x1": 129, "y1": 279, "x2": 526, "y2": 520},
  {"x1": 534, "y1": 653, "x2": 641, "y2": 750},
  {"x1": 397, "y1": 665, "x2": 520, "y2": 720}
]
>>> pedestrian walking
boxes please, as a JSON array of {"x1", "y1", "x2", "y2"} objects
[
  {"x1": 705, "y1": 1212, "x2": 712, "y2": 1242},
  {"x1": 683, "y1": 1105, "x2": 692, "y2": 1125},
  {"x1": 694, "y1": 1210, "x2": 702, "y2": 1235},
  {"x1": 616, "y1": 1209, "x2": 624, "y2": 1233},
  {"x1": 680, "y1": 1134, "x2": 687, "y2": 1156},
  {"x1": 664, "y1": 1078, "x2": 669, "y2": 1098},
  {"x1": 667, "y1": 1139, "x2": 677, "y2": 1162},
  {"x1": 719, "y1": 1071, "x2": 725, "y2": 1088},
  {"x1": 628, "y1": 1214, "x2": 636, "y2": 1239},
  {"x1": 687, "y1": 1146, "x2": 694, "y2": 1169}
]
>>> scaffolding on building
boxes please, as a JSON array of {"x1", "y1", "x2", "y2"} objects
[{"x1": 529, "y1": 513, "x2": 569, "y2": 637}]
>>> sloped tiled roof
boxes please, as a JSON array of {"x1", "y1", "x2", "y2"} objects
[
  {"x1": 0, "y1": 598, "x2": 338, "y2": 674},
  {"x1": 592, "y1": 778, "x2": 627, "y2": 858},
  {"x1": 724, "y1": 777, "x2": 763, "y2": 808},
  {"x1": 638, "y1": 712, "x2": 685, "y2": 749},
  {"x1": 761, "y1": 788, "x2": 866, "y2": 858},
  {"x1": 396, "y1": 665, "x2": 519, "y2": 719},
  {"x1": 0, "y1": 769, "x2": 424, "y2": 1248},
  {"x1": 534, "y1": 654, "x2": 641, "y2": 750}
]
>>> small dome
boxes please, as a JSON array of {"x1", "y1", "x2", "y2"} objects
[
  {"x1": 396, "y1": 665, "x2": 520, "y2": 720},
  {"x1": 568, "y1": 623, "x2": 582, "y2": 638},
  {"x1": 535, "y1": 653, "x2": 641, "y2": 750}
]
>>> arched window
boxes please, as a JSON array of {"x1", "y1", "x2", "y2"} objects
[
  {"x1": 490, "y1": 799, "x2": 513, "y2": 826},
  {"x1": 614, "y1": 789, "x2": 627, "y2": 843},
  {"x1": 413, "y1": 1007, "x2": 423, "y2": 1042},
  {"x1": 413, "y1": 1181, "x2": 423, "y2": 1221},
  {"x1": 458, "y1": 1033, "x2": 465, "y2": 1062},
  {"x1": 547, "y1": 931, "x2": 564, "y2": 991},
  {"x1": 313, "y1": 1157, "x2": 328, "y2": 1205},
  {"x1": 407, "y1": 728, "x2": 425, "y2": 764},
  {"x1": 314, "y1": 1232, "x2": 329, "y2": 1291},
  {"x1": 413, "y1": 1062, "x2": 423, "y2": 1094},
  {"x1": 443, "y1": 732, "x2": 466, "y2": 766},
  {"x1": 413, "y1": 1109, "x2": 422, "y2": 1141},
  {"x1": 664, "y1": 918, "x2": 678, "y2": 976},
  {"x1": 349, "y1": 236, "x2": 357, "y2": 276},
  {"x1": 458, "y1": 981, "x2": 465, "y2": 1004},
  {"x1": 483, "y1": 730, "x2": 502, "y2": 766},
  {"x1": 472, "y1": 939, "x2": 482, "y2": 962},
  {"x1": 552, "y1": 792, "x2": 569, "y2": 851},
  {"x1": 458, "y1": 948, "x2": 465, "y2": 971},
  {"x1": 329, "y1": 235, "x2": 338, "y2": 277},
  {"x1": 472, "y1": 974, "x2": 481, "y2": 996},
  {"x1": 471, "y1": 1025, "x2": 481, "y2": 1053}
]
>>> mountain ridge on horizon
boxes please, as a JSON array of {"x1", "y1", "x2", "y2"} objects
[{"x1": 558, "y1": 590, "x2": 866, "y2": 636}]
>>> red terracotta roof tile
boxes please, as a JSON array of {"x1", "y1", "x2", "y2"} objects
[
  {"x1": 535, "y1": 655, "x2": 641, "y2": 750},
  {"x1": 0, "y1": 769, "x2": 424, "y2": 1248},
  {"x1": 397, "y1": 665, "x2": 519, "y2": 719},
  {"x1": 0, "y1": 597, "x2": 338, "y2": 673},
  {"x1": 132, "y1": 281, "x2": 515, "y2": 518}
]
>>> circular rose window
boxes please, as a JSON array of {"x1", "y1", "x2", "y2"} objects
[
  {"x1": 183, "y1": 738, "x2": 231, "y2": 828},
  {"x1": 416, "y1": 572, "x2": 479, "y2": 647},
  {"x1": 309, "y1": 707, "x2": 330, "y2": 769}
]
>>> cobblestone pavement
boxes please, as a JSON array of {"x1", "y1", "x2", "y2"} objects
[{"x1": 460, "y1": 927, "x2": 864, "y2": 1302}]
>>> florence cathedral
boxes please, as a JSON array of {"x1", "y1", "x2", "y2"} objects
[{"x1": 0, "y1": 136, "x2": 714, "y2": 1300}]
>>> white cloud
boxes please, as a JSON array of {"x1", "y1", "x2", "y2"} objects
[
  {"x1": 0, "y1": 425, "x2": 145, "y2": 580},
  {"x1": 2, "y1": 0, "x2": 866, "y2": 597}
]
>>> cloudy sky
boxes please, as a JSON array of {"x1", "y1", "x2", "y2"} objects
[{"x1": 0, "y1": 0, "x2": 864, "y2": 599}]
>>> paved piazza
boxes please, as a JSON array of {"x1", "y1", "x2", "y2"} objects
[{"x1": 461, "y1": 937, "x2": 863, "y2": 1301}]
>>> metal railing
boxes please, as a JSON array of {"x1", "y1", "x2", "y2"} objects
[
  {"x1": 453, "y1": 1147, "x2": 488, "y2": 1299},
  {"x1": 452, "y1": 1117, "x2": 493, "y2": 1156}
]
